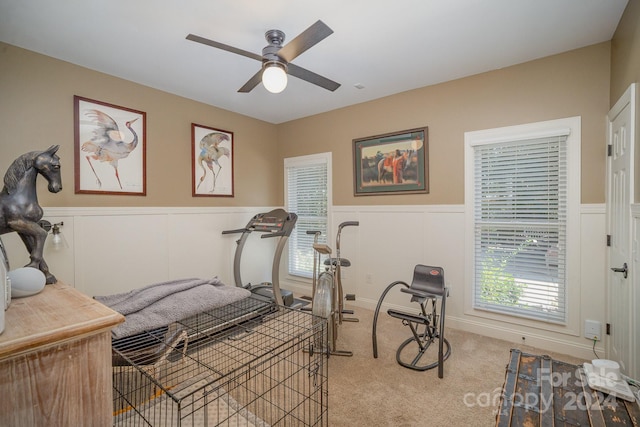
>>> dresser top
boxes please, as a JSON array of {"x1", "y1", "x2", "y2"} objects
[{"x1": 0, "y1": 282, "x2": 124, "y2": 359}]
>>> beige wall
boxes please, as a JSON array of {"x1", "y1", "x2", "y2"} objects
[
  {"x1": 0, "y1": 42, "x2": 280, "y2": 207},
  {"x1": 278, "y1": 42, "x2": 611, "y2": 205},
  {"x1": 610, "y1": 0, "x2": 640, "y2": 201},
  {"x1": 610, "y1": 0, "x2": 640, "y2": 104},
  {"x1": 1, "y1": 37, "x2": 619, "y2": 208}
]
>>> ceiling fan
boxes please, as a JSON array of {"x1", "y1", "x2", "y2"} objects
[{"x1": 186, "y1": 20, "x2": 340, "y2": 94}]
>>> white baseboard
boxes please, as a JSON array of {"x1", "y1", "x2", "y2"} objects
[{"x1": 444, "y1": 316, "x2": 602, "y2": 360}]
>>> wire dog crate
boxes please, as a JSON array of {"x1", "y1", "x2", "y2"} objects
[{"x1": 112, "y1": 295, "x2": 328, "y2": 426}]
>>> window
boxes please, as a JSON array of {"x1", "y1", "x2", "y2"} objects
[
  {"x1": 285, "y1": 153, "x2": 332, "y2": 278},
  {"x1": 465, "y1": 118, "x2": 580, "y2": 324}
]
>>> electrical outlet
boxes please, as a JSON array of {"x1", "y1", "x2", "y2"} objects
[{"x1": 585, "y1": 319, "x2": 601, "y2": 340}]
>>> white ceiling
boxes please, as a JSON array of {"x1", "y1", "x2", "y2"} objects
[{"x1": 0, "y1": 0, "x2": 628, "y2": 124}]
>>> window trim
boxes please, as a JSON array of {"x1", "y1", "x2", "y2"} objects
[
  {"x1": 464, "y1": 117, "x2": 581, "y2": 336},
  {"x1": 284, "y1": 152, "x2": 332, "y2": 281}
]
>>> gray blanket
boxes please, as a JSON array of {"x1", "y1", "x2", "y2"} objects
[{"x1": 95, "y1": 277, "x2": 251, "y2": 339}]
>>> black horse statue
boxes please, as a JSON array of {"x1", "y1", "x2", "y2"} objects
[{"x1": 0, "y1": 146, "x2": 62, "y2": 284}]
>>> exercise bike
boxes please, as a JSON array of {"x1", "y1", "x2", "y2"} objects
[{"x1": 307, "y1": 221, "x2": 359, "y2": 356}]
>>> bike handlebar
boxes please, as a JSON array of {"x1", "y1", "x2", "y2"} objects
[{"x1": 338, "y1": 221, "x2": 359, "y2": 229}]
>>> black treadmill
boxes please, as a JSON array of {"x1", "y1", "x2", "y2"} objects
[
  {"x1": 113, "y1": 210, "x2": 302, "y2": 350},
  {"x1": 222, "y1": 208, "x2": 304, "y2": 308}
]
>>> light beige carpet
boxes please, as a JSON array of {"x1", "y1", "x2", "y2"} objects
[{"x1": 328, "y1": 305, "x2": 585, "y2": 427}]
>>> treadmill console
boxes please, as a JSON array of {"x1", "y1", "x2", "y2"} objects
[{"x1": 248, "y1": 209, "x2": 297, "y2": 235}]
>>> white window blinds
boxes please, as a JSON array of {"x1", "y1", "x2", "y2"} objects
[
  {"x1": 472, "y1": 133, "x2": 569, "y2": 323},
  {"x1": 285, "y1": 154, "x2": 330, "y2": 278}
]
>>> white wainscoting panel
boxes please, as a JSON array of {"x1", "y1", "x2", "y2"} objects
[
  {"x1": 282, "y1": 204, "x2": 607, "y2": 360},
  {"x1": 2, "y1": 207, "x2": 276, "y2": 298},
  {"x1": 1, "y1": 204, "x2": 606, "y2": 359},
  {"x1": 75, "y1": 213, "x2": 170, "y2": 296}
]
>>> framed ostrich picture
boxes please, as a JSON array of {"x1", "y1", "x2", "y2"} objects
[
  {"x1": 353, "y1": 127, "x2": 428, "y2": 196},
  {"x1": 74, "y1": 96, "x2": 146, "y2": 195},
  {"x1": 191, "y1": 123, "x2": 234, "y2": 197}
]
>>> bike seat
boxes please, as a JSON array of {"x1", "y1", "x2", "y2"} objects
[{"x1": 324, "y1": 257, "x2": 351, "y2": 268}]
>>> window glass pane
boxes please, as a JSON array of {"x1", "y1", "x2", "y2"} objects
[
  {"x1": 285, "y1": 156, "x2": 329, "y2": 278},
  {"x1": 472, "y1": 135, "x2": 568, "y2": 323}
]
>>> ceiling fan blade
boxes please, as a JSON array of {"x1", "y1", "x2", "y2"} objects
[
  {"x1": 277, "y1": 20, "x2": 333, "y2": 63},
  {"x1": 238, "y1": 69, "x2": 263, "y2": 93},
  {"x1": 288, "y1": 63, "x2": 340, "y2": 92},
  {"x1": 186, "y1": 34, "x2": 262, "y2": 62}
]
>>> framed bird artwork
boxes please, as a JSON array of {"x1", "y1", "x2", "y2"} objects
[
  {"x1": 191, "y1": 123, "x2": 234, "y2": 197},
  {"x1": 74, "y1": 95, "x2": 146, "y2": 195}
]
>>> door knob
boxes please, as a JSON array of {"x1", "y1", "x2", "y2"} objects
[{"x1": 611, "y1": 262, "x2": 628, "y2": 279}]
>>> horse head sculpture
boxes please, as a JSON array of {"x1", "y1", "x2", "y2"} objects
[{"x1": 0, "y1": 145, "x2": 62, "y2": 284}]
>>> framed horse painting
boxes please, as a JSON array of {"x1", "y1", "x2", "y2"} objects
[
  {"x1": 353, "y1": 127, "x2": 429, "y2": 196},
  {"x1": 191, "y1": 123, "x2": 234, "y2": 197}
]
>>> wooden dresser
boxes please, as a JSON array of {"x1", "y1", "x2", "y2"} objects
[{"x1": 0, "y1": 282, "x2": 124, "y2": 426}]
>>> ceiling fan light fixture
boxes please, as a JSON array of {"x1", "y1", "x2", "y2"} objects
[
  {"x1": 187, "y1": 20, "x2": 339, "y2": 93},
  {"x1": 262, "y1": 62, "x2": 288, "y2": 93}
]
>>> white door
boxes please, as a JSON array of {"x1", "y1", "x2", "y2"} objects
[{"x1": 606, "y1": 83, "x2": 635, "y2": 375}]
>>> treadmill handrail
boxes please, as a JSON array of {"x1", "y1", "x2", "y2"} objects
[
  {"x1": 261, "y1": 231, "x2": 286, "y2": 238},
  {"x1": 223, "y1": 227, "x2": 289, "y2": 237},
  {"x1": 222, "y1": 228, "x2": 248, "y2": 235}
]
